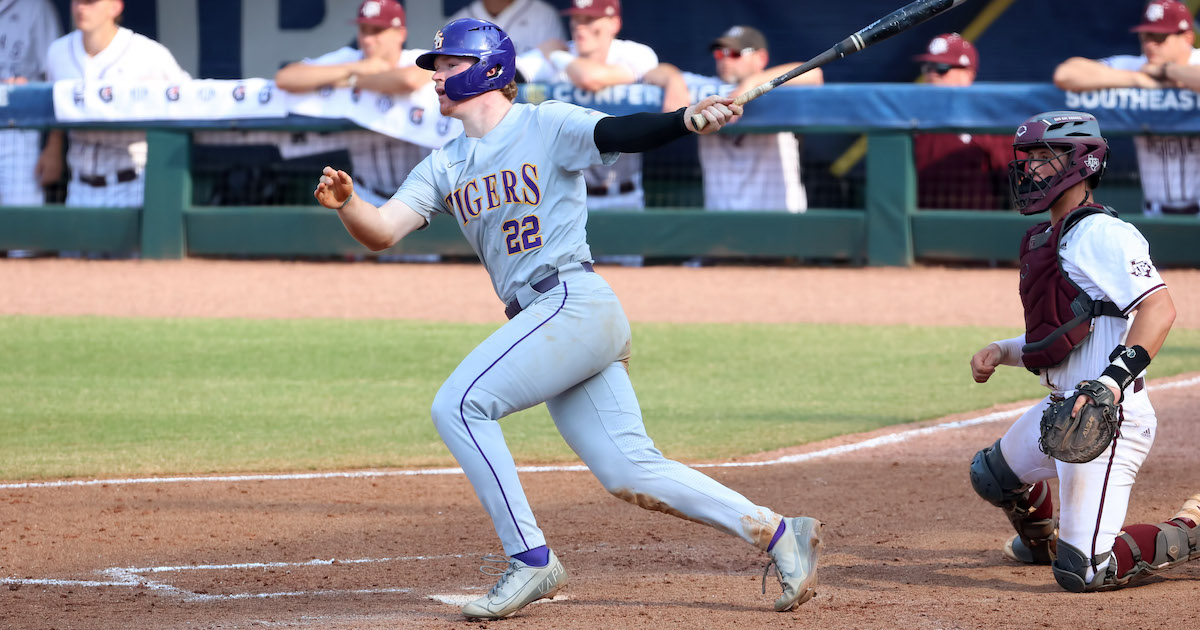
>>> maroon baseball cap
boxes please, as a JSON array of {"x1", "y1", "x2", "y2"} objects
[
  {"x1": 1131, "y1": 0, "x2": 1194, "y2": 34},
  {"x1": 913, "y1": 33, "x2": 978, "y2": 70},
  {"x1": 355, "y1": 0, "x2": 405, "y2": 28},
  {"x1": 562, "y1": 0, "x2": 620, "y2": 18}
]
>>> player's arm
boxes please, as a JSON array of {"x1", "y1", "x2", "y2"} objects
[
  {"x1": 35, "y1": 129, "x2": 64, "y2": 187},
  {"x1": 736, "y1": 63, "x2": 823, "y2": 96},
  {"x1": 1119, "y1": 289, "x2": 1176, "y2": 357},
  {"x1": 640, "y1": 63, "x2": 690, "y2": 112},
  {"x1": 1053, "y1": 57, "x2": 1162, "y2": 91},
  {"x1": 315, "y1": 167, "x2": 426, "y2": 250},
  {"x1": 593, "y1": 95, "x2": 741, "y2": 155},
  {"x1": 354, "y1": 66, "x2": 434, "y2": 94},
  {"x1": 1146, "y1": 61, "x2": 1200, "y2": 92},
  {"x1": 970, "y1": 334, "x2": 1025, "y2": 383},
  {"x1": 565, "y1": 58, "x2": 636, "y2": 92},
  {"x1": 275, "y1": 58, "x2": 390, "y2": 93}
]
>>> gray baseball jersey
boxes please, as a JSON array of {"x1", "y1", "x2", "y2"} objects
[
  {"x1": 395, "y1": 100, "x2": 615, "y2": 303},
  {"x1": 0, "y1": 0, "x2": 61, "y2": 206}
]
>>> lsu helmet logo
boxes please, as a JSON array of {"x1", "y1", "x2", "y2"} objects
[
  {"x1": 98, "y1": 86, "x2": 113, "y2": 103},
  {"x1": 232, "y1": 84, "x2": 246, "y2": 102},
  {"x1": 433, "y1": 30, "x2": 444, "y2": 50},
  {"x1": 166, "y1": 85, "x2": 181, "y2": 102}
]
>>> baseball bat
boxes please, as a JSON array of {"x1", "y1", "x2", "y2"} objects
[{"x1": 690, "y1": 0, "x2": 972, "y2": 130}]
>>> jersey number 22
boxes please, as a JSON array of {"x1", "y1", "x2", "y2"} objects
[{"x1": 503, "y1": 215, "x2": 543, "y2": 255}]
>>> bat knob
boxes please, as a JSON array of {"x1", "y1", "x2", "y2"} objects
[{"x1": 690, "y1": 113, "x2": 708, "y2": 131}]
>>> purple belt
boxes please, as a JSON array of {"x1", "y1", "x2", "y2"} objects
[{"x1": 505, "y1": 262, "x2": 595, "y2": 320}]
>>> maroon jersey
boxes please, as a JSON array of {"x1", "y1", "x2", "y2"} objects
[{"x1": 913, "y1": 132, "x2": 1012, "y2": 210}]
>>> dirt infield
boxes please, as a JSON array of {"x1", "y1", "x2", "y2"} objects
[{"x1": 2, "y1": 260, "x2": 1198, "y2": 629}]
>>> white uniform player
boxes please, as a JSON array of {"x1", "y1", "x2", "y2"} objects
[
  {"x1": 314, "y1": 18, "x2": 824, "y2": 620},
  {"x1": 969, "y1": 111, "x2": 1198, "y2": 594},
  {"x1": 682, "y1": 25, "x2": 817, "y2": 213},
  {"x1": 44, "y1": 3, "x2": 188, "y2": 208},
  {"x1": 297, "y1": 47, "x2": 431, "y2": 208},
  {"x1": 0, "y1": 0, "x2": 61, "y2": 207},
  {"x1": 448, "y1": 0, "x2": 565, "y2": 55},
  {"x1": 685, "y1": 72, "x2": 806, "y2": 212},
  {"x1": 1099, "y1": 48, "x2": 1200, "y2": 217},
  {"x1": 275, "y1": 0, "x2": 434, "y2": 210},
  {"x1": 514, "y1": 0, "x2": 658, "y2": 211},
  {"x1": 1053, "y1": 0, "x2": 1200, "y2": 217}
]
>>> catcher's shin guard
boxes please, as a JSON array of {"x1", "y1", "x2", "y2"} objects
[
  {"x1": 970, "y1": 440, "x2": 1057, "y2": 561},
  {"x1": 1109, "y1": 516, "x2": 1200, "y2": 588},
  {"x1": 1052, "y1": 540, "x2": 1116, "y2": 592}
]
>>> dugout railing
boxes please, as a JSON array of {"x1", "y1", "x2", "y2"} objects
[{"x1": 2, "y1": 82, "x2": 1199, "y2": 266}]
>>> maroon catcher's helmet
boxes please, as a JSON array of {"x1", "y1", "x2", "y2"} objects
[{"x1": 1008, "y1": 111, "x2": 1108, "y2": 215}]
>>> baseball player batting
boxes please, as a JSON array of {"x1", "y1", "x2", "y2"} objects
[
  {"x1": 315, "y1": 18, "x2": 823, "y2": 620},
  {"x1": 968, "y1": 111, "x2": 1199, "y2": 592}
]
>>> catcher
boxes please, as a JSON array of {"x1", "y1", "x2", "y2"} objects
[{"x1": 967, "y1": 110, "x2": 1198, "y2": 592}]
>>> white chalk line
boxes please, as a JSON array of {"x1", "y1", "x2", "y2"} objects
[
  {"x1": 4, "y1": 375, "x2": 1198, "y2": 490},
  {"x1": 3, "y1": 375, "x2": 1197, "y2": 605}
]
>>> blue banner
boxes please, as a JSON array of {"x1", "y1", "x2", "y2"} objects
[{"x1": 4, "y1": 82, "x2": 1200, "y2": 136}]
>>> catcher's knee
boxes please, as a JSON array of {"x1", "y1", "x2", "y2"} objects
[
  {"x1": 969, "y1": 440, "x2": 1026, "y2": 506},
  {"x1": 1052, "y1": 541, "x2": 1114, "y2": 593}
]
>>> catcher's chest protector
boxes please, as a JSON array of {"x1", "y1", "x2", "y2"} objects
[{"x1": 1019, "y1": 205, "x2": 1122, "y2": 370}]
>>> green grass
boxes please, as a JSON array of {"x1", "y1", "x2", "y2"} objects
[{"x1": 2, "y1": 315, "x2": 1198, "y2": 480}]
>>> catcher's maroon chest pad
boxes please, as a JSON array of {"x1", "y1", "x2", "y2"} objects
[{"x1": 1018, "y1": 205, "x2": 1115, "y2": 369}]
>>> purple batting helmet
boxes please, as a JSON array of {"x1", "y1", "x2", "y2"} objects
[
  {"x1": 415, "y1": 19, "x2": 516, "y2": 101},
  {"x1": 1008, "y1": 111, "x2": 1109, "y2": 215}
]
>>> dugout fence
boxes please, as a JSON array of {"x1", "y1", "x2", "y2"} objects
[{"x1": 1, "y1": 82, "x2": 1199, "y2": 266}]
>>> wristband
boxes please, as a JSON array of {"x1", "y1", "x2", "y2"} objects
[
  {"x1": 1099, "y1": 344, "x2": 1151, "y2": 396},
  {"x1": 338, "y1": 193, "x2": 353, "y2": 210}
]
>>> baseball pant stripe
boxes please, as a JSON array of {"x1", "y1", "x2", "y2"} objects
[
  {"x1": 455, "y1": 284, "x2": 571, "y2": 551},
  {"x1": 1089, "y1": 414, "x2": 1123, "y2": 566}
]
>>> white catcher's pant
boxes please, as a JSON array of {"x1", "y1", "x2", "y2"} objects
[
  {"x1": 1000, "y1": 390, "x2": 1157, "y2": 580},
  {"x1": 431, "y1": 272, "x2": 780, "y2": 556}
]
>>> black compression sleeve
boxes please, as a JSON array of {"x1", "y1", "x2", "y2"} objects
[{"x1": 593, "y1": 107, "x2": 690, "y2": 154}]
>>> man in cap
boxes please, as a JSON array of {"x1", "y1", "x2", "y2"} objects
[
  {"x1": 515, "y1": 0, "x2": 662, "y2": 214},
  {"x1": 1054, "y1": 0, "x2": 1200, "y2": 216},
  {"x1": 275, "y1": 0, "x2": 434, "y2": 211},
  {"x1": 679, "y1": 25, "x2": 821, "y2": 214},
  {"x1": 912, "y1": 33, "x2": 1012, "y2": 210}
]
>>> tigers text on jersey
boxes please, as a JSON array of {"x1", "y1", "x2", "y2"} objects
[
  {"x1": 515, "y1": 39, "x2": 658, "y2": 210},
  {"x1": 394, "y1": 100, "x2": 616, "y2": 303}
]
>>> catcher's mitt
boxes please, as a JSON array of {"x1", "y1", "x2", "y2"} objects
[{"x1": 1039, "y1": 380, "x2": 1120, "y2": 464}]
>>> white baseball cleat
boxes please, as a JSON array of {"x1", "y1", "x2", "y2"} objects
[
  {"x1": 762, "y1": 516, "x2": 824, "y2": 612},
  {"x1": 461, "y1": 550, "x2": 568, "y2": 619}
]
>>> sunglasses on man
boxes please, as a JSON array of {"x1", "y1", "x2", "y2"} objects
[
  {"x1": 713, "y1": 47, "x2": 757, "y2": 60},
  {"x1": 922, "y1": 62, "x2": 962, "y2": 76}
]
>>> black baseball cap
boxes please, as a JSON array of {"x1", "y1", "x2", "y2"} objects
[{"x1": 710, "y1": 25, "x2": 768, "y2": 51}]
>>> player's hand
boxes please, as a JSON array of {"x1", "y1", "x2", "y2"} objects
[
  {"x1": 970, "y1": 343, "x2": 1004, "y2": 383},
  {"x1": 684, "y1": 95, "x2": 741, "y2": 134},
  {"x1": 315, "y1": 166, "x2": 354, "y2": 210},
  {"x1": 1131, "y1": 69, "x2": 1165, "y2": 89},
  {"x1": 35, "y1": 146, "x2": 63, "y2": 187},
  {"x1": 3, "y1": 77, "x2": 28, "y2": 86},
  {"x1": 1070, "y1": 380, "x2": 1121, "y2": 418}
]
